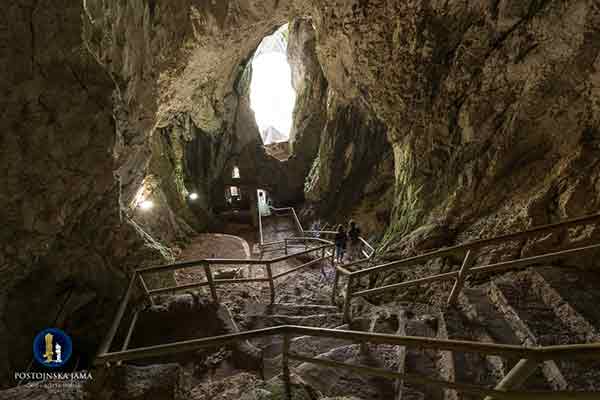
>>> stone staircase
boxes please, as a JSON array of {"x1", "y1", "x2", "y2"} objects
[
  {"x1": 231, "y1": 264, "x2": 600, "y2": 399},
  {"x1": 81, "y1": 210, "x2": 600, "y2": 400},
  {"x1": 64, "y1": 246, "x2": 598, "y2": 400}
]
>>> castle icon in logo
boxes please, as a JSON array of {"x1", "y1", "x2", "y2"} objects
[{"x1": 33, "y1": 328, "x2": 72, "y2": 367}]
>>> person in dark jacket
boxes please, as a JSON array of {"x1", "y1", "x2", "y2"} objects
[
  {"x1": 347, "y1": 220, "x2": 362, "y2": 261},
  {"x1": 334, "y1": 224, "x2": 347, "y2": 263}
]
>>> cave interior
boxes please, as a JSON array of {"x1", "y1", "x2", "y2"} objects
[{"x1": 2, "y1": 0, "x2": 600, "y2": 398}]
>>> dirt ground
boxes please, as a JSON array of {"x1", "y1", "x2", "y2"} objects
[
  {"x1": 173, "y1": 219, "x2": 333, "y2": 324},
  {"x1": 175, "y1": 233, "x2": 251, "y2": 285}
]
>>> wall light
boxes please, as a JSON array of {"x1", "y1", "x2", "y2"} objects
[
  {"x1": 189, "y1": 192, "x2": 199, "y2": 201},
  {"x1": 139, "y1": 200, "x2": 154, "y2": 210}
]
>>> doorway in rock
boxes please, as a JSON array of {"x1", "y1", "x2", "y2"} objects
[
  {"x1": 250, "y1": 24, "x2": 295, "y2": 161},
  {"x1": 257, "y1": 189, "x2": 271, "y2": 217},
  {"x1": 225, "y1": 185, "x2": 244, "y2": 210}
]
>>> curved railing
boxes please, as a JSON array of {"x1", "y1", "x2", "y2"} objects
[{"x1": 95, "y1": 324, "x2": 600, "y2": 400}]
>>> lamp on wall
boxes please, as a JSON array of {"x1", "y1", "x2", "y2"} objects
[{"x1": 139, "y1": 200, "x2": 154, "y2": 210}]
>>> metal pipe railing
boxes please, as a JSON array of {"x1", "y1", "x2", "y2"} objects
[
  {"x1": 96, "y1": 274, "x2": 137, "y2": 357},
  {"x1": 342, "y1": 232, "x2": 600, "y2": 322},
  {"x1": 138, "y1": 241, "x2": 333, "y2": 299},
  {"x1": 96, "y1": 208, "x2": 600, "y2": 400},
  {"x1": 95, "y1": 324, "x2": 600, "y2": 399},
  {"x1": 258, "y1": 202, "x2": 264, "y2": 245},
  {"x1": 290, "y1": 207, "x2": 303, "y2": 233},
  {"x1": 353, "y1": 213, "x2": 600, "y2": 278}
]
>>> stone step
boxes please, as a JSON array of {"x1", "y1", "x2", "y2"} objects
[
  {"x1": 260, "y1": 316, "x2": 372, "y2": 380},
  {"x1": 245, "y1": 313, "x2": 345, "y2": 355},
  {"x1": 245, "y1": 313, "x2": 344, "y2": 330},
  {"x1": 262, "y1": 335, "x2": 355, "y2": 379},
  {"x1": 532, "y1": 267, "x2": 600, "y2": 341},
  {"x1": 403, "y1": 312, "x2": 445, "y2": 400},
  {"x1": 443, "y1": 307, "x2": 503, "y2": 400},
  {"x1": 295, "y1": 344, "x2": 396, "y2": 399},
  {"x1": 463, "y1": 286, "x2": 557, "y2": 390},
  {"x1": 244, "y1": 302, "x2": 339, "y2": 317},
  {"x1": 490, "y1": 272, "x2": 600, "y2": 391}
]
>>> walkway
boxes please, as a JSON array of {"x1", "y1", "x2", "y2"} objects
[
  {"x1": 174, "y1": 233, "x2": 250, "y2": 286},
  {"x1": 261, "y1": 214, "x2": 298, "y2": 244},
  {"x1": 260, "y1": 211, "x2": 334, "y2": 305}
]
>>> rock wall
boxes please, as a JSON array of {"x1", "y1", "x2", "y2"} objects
[
  {"x1": 0, "y1": 0, "x2": 172, "y2": 386},
  {"x1": 307, "y1": 0, "x2": 600, "y2": 255},
  {"x1": 3, "y1": 0, "x2": 600, "y2": 388},
  {"x1": 285, "y1": 17, "x2": 329, "y2": 196},
  {"x1": 83, "y1": 0, "x2": 317, "y2": 231},
  {"x1": 304, "y1": 92, "x2": 395, "y2": 234}
]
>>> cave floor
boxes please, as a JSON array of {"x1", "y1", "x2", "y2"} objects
[{"x1": 175, "y1": 233, "x2": 251, "y2": 286}]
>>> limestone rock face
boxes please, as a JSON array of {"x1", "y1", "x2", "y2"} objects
[
  {"x1": 3, "y1": 0, "x2": 600, "y2": 391},
  {"x1": 286, "y1": 18, "x2": 328, "y2": 176},
  {"x1": 0, "y1": 0, "x2": 172, "y2": 387},
  {"x1": 309, "y1": 0, "x2": 600, "y2": 253},
  {"x1": 304, "y1": 92, "x2": 395, "y2": 234},
  {"x1": 82, "y1": 0, "x2": 301, "y2": 207}
]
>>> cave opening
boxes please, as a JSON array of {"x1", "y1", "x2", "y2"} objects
[{"x1": 249, "y1": 24, "x2": 295, "y2": 160}]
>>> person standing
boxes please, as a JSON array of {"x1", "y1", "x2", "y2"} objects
[
  {"x1": 347, "y1": 220, "x2": 362, "y2": 261},
  {"x1": 334, "y1": 224, "x2": 347, "y2": 263}
]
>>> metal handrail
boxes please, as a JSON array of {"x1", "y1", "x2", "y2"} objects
[
  {"x1": 338, "y1": 213, "x2": 600, "y2": 322},
  {"x1": 258, "y1": 201, "x2": 264, "y2": 245},
  {"x1": 97, "y1": 210, "x2": 600, "y2": 400},
  {"x1": 303, "y1": 230, "x2": 375, "y2": 260},
  {"x1": 352, "y1": 212, "x2": 600, "y2": 278},
  {"x1": 136, "y1": 238, "x2": 332, "y2": 274},
  {"x1": 95, "y1": 324, "x2": 600, "y2": 400},
  {"x1": 99, "y1": 237, "x2": 335, "y2": 363}
]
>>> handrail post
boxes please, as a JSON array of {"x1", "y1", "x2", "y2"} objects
[
  {"x1": 447, "y1": 250, "x2": 474, "y2": 307},
  {"x1": 320, "y1": 246, "x2": 327, "y2": 279},
  {"x1": 266, "y1": 262, "x2": 275, "y2": 304},
  {"x1": 483, "y1": 358, "x2": 538, "y2": 400},
  {"x1": 284, "y1": 238, "x2": 288, "y2": 255},
  {"x1": 258, "y1": 202, "x2": 265, "y2": 247},
  {"x1": 96, "y1": 273, "x2": 137, "y2": 360},
  {"x1": 332, "y1": 268, "x2": 340, "y2": 305},
  {"x1": 116, "y1": 308, "x2": 140, "y2": 367},
  {"x1": 204, "y1": 263, "x2": 218, "y2": 303},
  {"x1": 282, "y1": 333, "x2": 292, "y2": 400},
  {"x1": 137, "y1": 272, "x2": 155, "y2": 306},
  {"x1": 330, "y1": 245, "x2": 335, "y2": 267},
  {"x1": 343, "y1": 275, "x2": 354, "y2": 322}
]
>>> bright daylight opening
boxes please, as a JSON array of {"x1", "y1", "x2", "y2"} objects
[{"x1": 250, "y1": 24, "x2": 295, "y2": 145}]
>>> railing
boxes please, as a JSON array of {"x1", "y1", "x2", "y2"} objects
[
  {"x1": 337, "y1": 213, "x2": 600, "y2": 322},
  {"x1": 97, "y1": 236, "x2": 335, "y2": 363},
  {"x1": 270, "y1": 206, "x2": 304, "y2": 234},
  {"x1": 260, "y1": 206, "x2": 376, "y2": 264},
  {"x1": 94, "y1": 324, "x2": 600, "y2": 400},
  {"x1": 304, "y1": 229, "x2": 375, "y2": 260},
  {"x1": 258, "y1": 205, "x2": 304, "y2": 248},
  {"x1": 96, "y1": 209, "x2": 600, "y2": 399}
]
